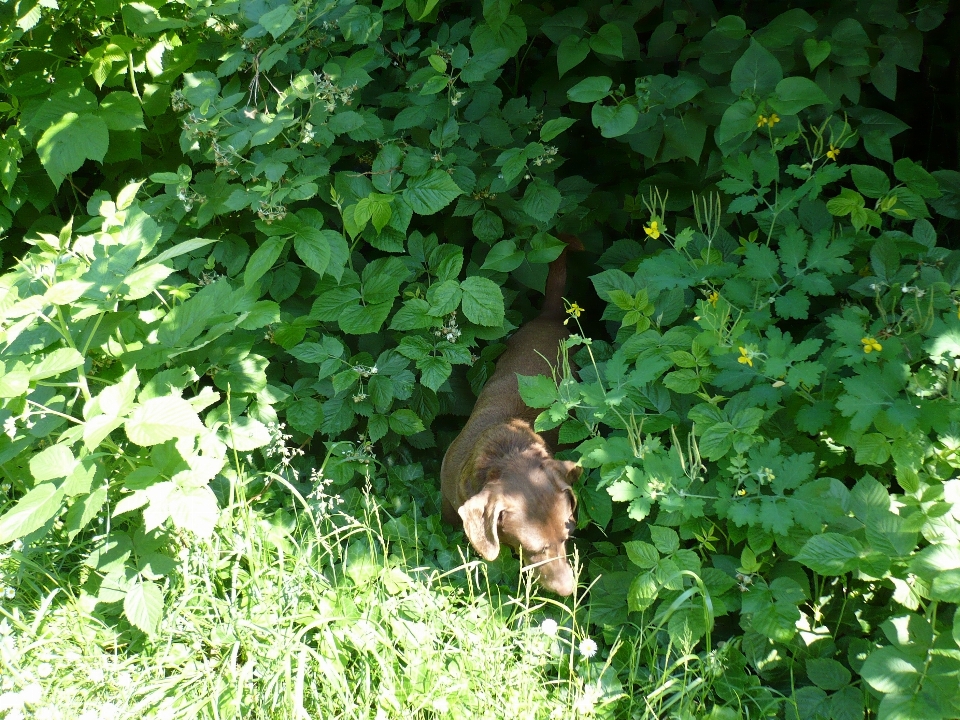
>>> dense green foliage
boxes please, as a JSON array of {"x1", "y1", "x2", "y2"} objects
[{"x1": 2, "y1": 0, "x2": 960, "y2": 717}]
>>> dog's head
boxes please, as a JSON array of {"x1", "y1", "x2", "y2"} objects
[{"x1": 458, "y1": 458, "x2": 581, "y2": 596}]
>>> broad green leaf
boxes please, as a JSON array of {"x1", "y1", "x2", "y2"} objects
[
  {"x1": 592, "y1": 103, "x2": 639, "y2": 138},
  {"x1": 590, "y1": 23, "x2": 623, "y2": 58},
  {"x1": 244, "y1": 236, "x2": 286, "y2": 287},
  {"x1": 624, "y1": 541, "x2": 659, "y2": 569},
  {"x1": 0, "y1": 482, "x2": 65, "y2": 544},
  {"x1": 730, "y1": 39, "x2": 782, "y2": 96},
  {"x1": 540, "y1": 117, "x2": 576, "y2": 142},
  {"x1": 259, "y1": 4, "x2": 296, "y2": 38},
  {"x1": 294, "y1": 226, "x2": 331, "y2": 277},
  {"x1": 125, "y1": 397, "x2": 204, "y2": 445},
  {"x1": 769, "y1": 77, "x2": 830, "y2": 115},
  {"x1": 460, "y1": 276, "x2": 504, "y2": 326},
  {"x1": 793, "y1": 533, "x2": 863, "y2": 575},
  {"x1": 418, "y1": 355, "x2": 452, "y2": 391},
  {"x1": 37, "y1": 112, "x2": 109, "y2": 187},
  {"x1": 557, "y1": 35, "x2": 590, "y2": 78},
  {"x1": 517, "y1": 374, "x2": 558, "y2": 408},
  {"x1": 803, "y1": 38, "x2": 831, "y2": 70},
  {"x1": 860, "y1": 646, "x2": 921, "y2": 695},
  {"x1": 403, "y1": 170, "x2": 462, "y2": 215},
  {"x1": 521, "y1": 180, "x2": 562, "y2": 222},
  {"x1": 31, "y1": 348, "x2": 84, "y2": 380},
  {"x1": 30, "y1": 444, "x2": 76, "y2": 482},
  {"x1": 389, "y1": 409, "x2": 425, "y2": 435},
  {"x1": 566, "y1": 76, "x2": 612, "y2": 103},
  {"x1": 851, "y1": 165, "x2": 891, "y2": 198},
  {"x1": 124, "y1": 579, "x2": 164, "y2": 635},
  {"x1": 807, "y1": 658, "x2": 852, "y2": 691},
  {"x1": 168, "y1": 485, "x2": 219, "y2": 538}
]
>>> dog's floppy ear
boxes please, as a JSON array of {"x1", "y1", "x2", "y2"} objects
[
  {"x1": 554, "y1": 460, "x2": 582, "y2": 485},
  {"x1": 458, "y1": 489, "x2": 504, "y2": 561}
]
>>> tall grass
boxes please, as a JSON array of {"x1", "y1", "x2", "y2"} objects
[{"x1": 0, "y1": 455, "x2": 631, "y2": 720}]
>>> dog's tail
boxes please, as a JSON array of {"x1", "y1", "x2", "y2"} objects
[{"x1": 540, "y1": 233, "x2": 584, "y2": 320}]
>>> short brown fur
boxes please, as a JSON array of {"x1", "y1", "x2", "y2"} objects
[{"x1": 441, "y1": 236, "x2": 583, "y2": 596}]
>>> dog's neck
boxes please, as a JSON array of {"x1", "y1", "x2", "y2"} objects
[{"x1": 459, "y1": 420, "x2": 550, "y2": 499}]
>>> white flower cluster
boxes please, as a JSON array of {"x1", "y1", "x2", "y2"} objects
[
  {"x1": 532, "y1": 146, "x2": 559, "y2": 167},
  {"x1": 264, "y1": 422, "x2": 304, "y2": 465},
  {"x1": 312, "y1": 72, "x2": 358, "y2": 113},
  {"x1": 256, "y1": 200, "x2": 287, "y2": 224},
  {"x1": 306, "y1": 468, "x2": 342, "y2": 519},
  {"x1": 434, "y1": 313, "x2": 461, "y2": 343}
]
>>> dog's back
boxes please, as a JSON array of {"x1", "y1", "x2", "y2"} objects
[
  {"x1": 439, "y1": 236, "x2": 582, "y2": 596},
  {"x1": 441, "y1": 237, "x2": 579, "y2": 512}
]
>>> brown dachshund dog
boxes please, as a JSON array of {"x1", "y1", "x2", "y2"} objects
[{"x1": 441, "y1": 237, "x2": 582, "y2": 596}]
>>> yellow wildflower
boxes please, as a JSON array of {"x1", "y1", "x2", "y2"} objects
[
  {"x1": 564, "y1": 301, "x2": 584, "y2": 325},
  {"x1": 826, "y1": 144, "x2": 840, "y2": 161},
  {"x1": 644, "y1": 221, "x2": 661, "y2": 240},
  {"x1": 861, "y1": 337, "x2": 882, "y2": 353},
  {"x1": 738, "y1": 347, "x2": 753, "y2": 367},
  {"x1": 767, "y1": 113, "x2": 780, "y2": 126},
  {"x1": 757, "y1": 115, "x2": 768, "y2": 128},
  {"x1": 707, "y1": 291, "x2": 719, "y2": 307}
]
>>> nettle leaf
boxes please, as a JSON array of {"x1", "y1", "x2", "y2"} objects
[
  {"x1": 403, "y1": 170, "x2": 462, "y2": 215},
  {"x1": 37, "y1": 112, "x2": 110, "y2": 187},
  {"x1": 460, "y1": 276, "x2": 504, "y2": 326}
]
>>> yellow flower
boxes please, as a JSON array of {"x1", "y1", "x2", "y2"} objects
[
  {"x1": 738, "y1": 347, "x2": 753, "y2": 367},
  {"x1": 767, "y1": 113, "x2": 780, "y2": 126},
  {"x1": 644, "y1": 221, "x2": 661, "y2": 240},
  {"x1": 564, "y1": 301, "x2": 584, "y2": 325},
  {"x1": 757, "y1": 115, "x2": 768, "y2": 128},
  {"x1": 861, "y1": 337, "x2": 882, "y2": 353},
  {"x1": 707, "y1": 291, "x2": 719, "y2": 307},
  {"x1": 826, "y1": 144, "x2": 840, "y2": 161}
]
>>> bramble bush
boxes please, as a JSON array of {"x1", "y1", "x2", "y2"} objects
[{"x1": 1, "y1": 0, "x2": 960, "y2": 717}]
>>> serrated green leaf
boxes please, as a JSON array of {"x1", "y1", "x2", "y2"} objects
[
  {"x1": 125, "y1": 397, "x2": 204, "y2": 445},
  {"x1": 460, "y1": 276, "x2": 504, "y2": 326},
  {"x1": 124, "y1": 579, "x2": 164, "y2": 635},
  {"x1": 0, "y1": 482, "x2": 65, "y2": 544},
  {"x1": 403, "y1": 170, "x2": 462, "y2": 215}
]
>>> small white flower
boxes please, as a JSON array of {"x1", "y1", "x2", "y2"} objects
[
  {"x1": 19, "y1": 683, "x2": 42, "y2": 704},
  {"x1": 101, "y1": 702, "x2": 120, "y2": 720},
  {"x1": 432, "y1": 697, "x2": 449, "y2": 713},
  {"x1": 540, "y1": 619, "x2": 559, "y2": 636},
  {"x1": 89, "y1": 667, "x2": 105, "y2": 684},
  {"x1": 5, "y1": 586, "x2": 15, "y2": 599},
  {"x1": 116, "y1": 671, "x2": 132, "y2": 688},
  {"x1": 37, "y1": 662, "x2": 52, "y2": 678},
  {"x1": 578, "y1": 637, "x2": 598, "y2": 658}
]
